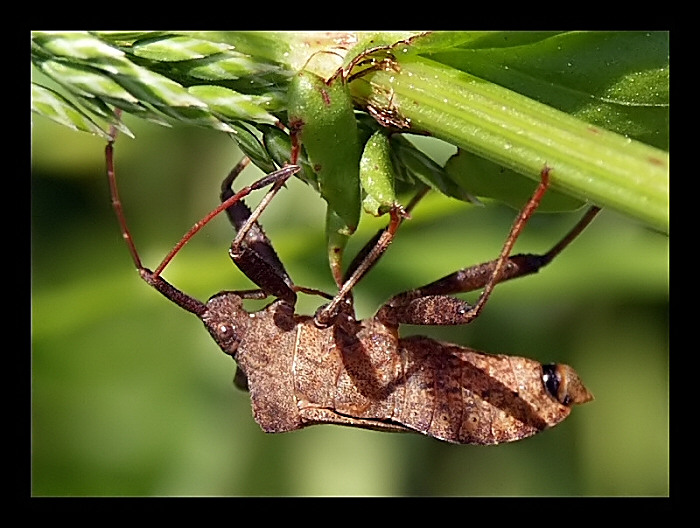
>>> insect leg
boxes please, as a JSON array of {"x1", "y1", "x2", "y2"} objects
[
  {"x1": 314, "y1": 188, "x2": 427, "y2": 327},
  {"x1": 151, "y1": 162, "x2": 300, "y2": 280},
  {"x1": 377, "y1": 167, "x2": 601, "y2": 326},
  {"x1": 106, "y1": 125, "x2": 301, "y2": 312},
  {"x1": 221, "y1": 159, "x2": 299, "y2": 305}
]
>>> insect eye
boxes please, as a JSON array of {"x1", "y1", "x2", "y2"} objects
[
  {"x1": 542, "y1": 363, "x2": 591, "y2": 406},
  {"x1": 212, "y1": 323, "x2": 241, "y2": 355},
  {"x1": 542, "y1": 364, "x2": 569, "y2": 405}
]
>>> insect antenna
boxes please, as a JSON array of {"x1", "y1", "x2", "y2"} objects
[{"x1": 106, "y1": 131, "x2": 143, "y2": 272}]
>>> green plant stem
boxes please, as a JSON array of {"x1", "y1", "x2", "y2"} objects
[{"x1": 350, "y1": 56, "x2": 669, "y2": 233}]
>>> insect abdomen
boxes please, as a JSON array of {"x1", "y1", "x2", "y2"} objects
[
  {"x1": 245, "y1": 311, "x2": 585, "y2": 444},
  {"x1": 395, "y1": 336, "x2": 576, "y2": 444}
]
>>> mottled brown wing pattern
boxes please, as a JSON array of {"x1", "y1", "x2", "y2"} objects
[
  {"x1": 281, "y1": 314, "x2": 582, "y2": 445},
  {"x1": 397, "y1": 337, "x2": 573, "y2": 444},
  {"x1": 235, "y1": 303, "x2": 301, "y2": 434}
]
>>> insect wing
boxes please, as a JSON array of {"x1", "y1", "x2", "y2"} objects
[{"x1": 396, "y1": 336, "x2": 586, "y2": 444}]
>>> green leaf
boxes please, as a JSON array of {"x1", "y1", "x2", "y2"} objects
[
  {"x1": 31, "y1": 83, "x2": 110, "y2": 138},
  {"x1": 400, "y1": 31, "x2": 563, "y2": 54},
  {"x1": 390, "y1": 135, "x2": 478, "y2": 204},
  {"x1": 425, "y1": 31, "x2": 669, "y2": 149},
  {"x1": 33, "y1": 31, "x2": 127, "y2": 62},
  {"x1": 445, "y1": 150, "x2": 584, "y2": 212},
  {"x1": 228, "y1": 122, "x2": 276, "y2": 174},
  {"x1": 131, "y1": 35, "x2": 233, "y2": 61},
  {"x1": 187, "y1": 85, "x2": 280, "y2": 124}
]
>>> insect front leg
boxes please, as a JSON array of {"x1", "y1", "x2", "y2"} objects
[
  {"x1": 377, "y1": 167, "x2": 601, "y2": 327},
  {"x1": 221, "y1": 158, "x2": 298, "y2": 306},
  {"x1": 107, "y1": 121, "x2": 302, "y2": 311}
]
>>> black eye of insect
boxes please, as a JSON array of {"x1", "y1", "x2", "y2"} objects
[{"x1": 542, "y1": 364, "x2": 565, "y2": 403}]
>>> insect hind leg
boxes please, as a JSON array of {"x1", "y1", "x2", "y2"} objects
[{"x1": 376, "y1": 167, "x2": 600, "y2": 327}]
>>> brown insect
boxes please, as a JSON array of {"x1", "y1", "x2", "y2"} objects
[{"x1": 106, "y1": 136, "x2": 597, "y2": 445}]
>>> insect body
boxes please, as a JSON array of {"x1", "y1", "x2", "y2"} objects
[
  {"x1": 107, "y1": 124, "x2": 596, "y2": 445},
  {"x1": 204, "y1": 293, "x2": 591, "y2": 444}
]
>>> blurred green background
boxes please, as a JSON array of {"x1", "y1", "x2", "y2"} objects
[{"x1": 31, "y1": 111, "x2": 668, "y2": 496}]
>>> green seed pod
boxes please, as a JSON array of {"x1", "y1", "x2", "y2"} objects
[
  {"x1": 287, "y1": 70, "x2": 361, "y2": 234},
  {"x1": 360, "y1": 131, "x2": 397, "y2": 216}
]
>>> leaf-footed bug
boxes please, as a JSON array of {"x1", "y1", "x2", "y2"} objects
[{"x1": 106, "y1": 126, "x2": 598, "y2": 445}]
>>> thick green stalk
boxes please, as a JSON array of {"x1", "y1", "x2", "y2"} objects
[
  {"x1": 350, "y1": 56, "x2": 669, "y2": 233},
  {"x1": 31, "y1": 31, "x2": 668, "y2": 233}
]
